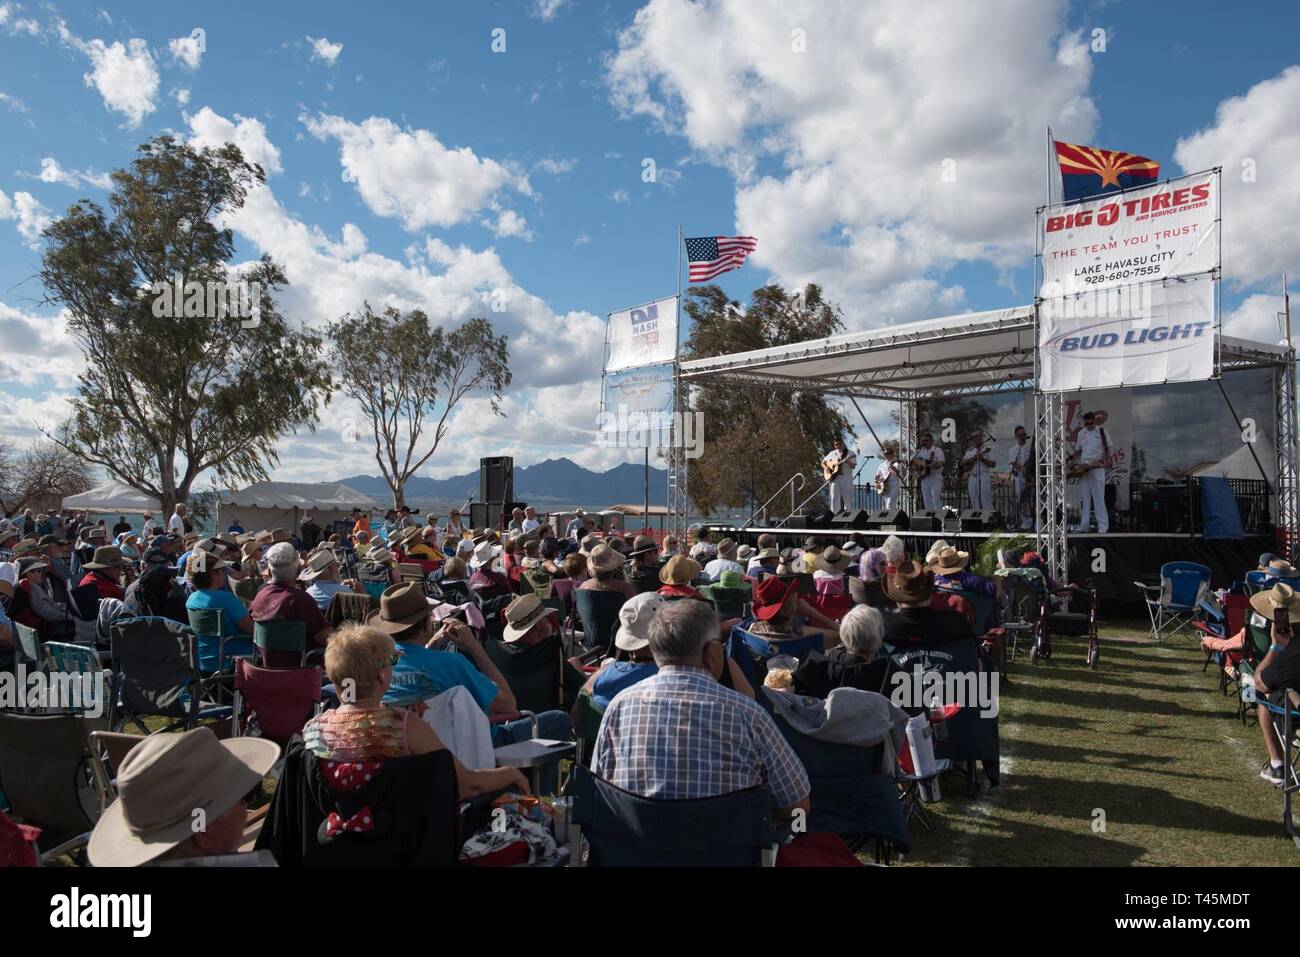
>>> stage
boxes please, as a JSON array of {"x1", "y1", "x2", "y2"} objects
[{"x1": 701, "y1": 523, "x2": 1274, "y2": 607}]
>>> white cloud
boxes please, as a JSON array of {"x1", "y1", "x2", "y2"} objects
[
  {"x1": 1224, "y1": 293, "x2": 1288, "y2": 345},
  {"x1": 488, "y1": 208, "x2": 533, "y2": 240},
  {"x1": 307, "y1": 35, "x2": 343, "y2": 66},
  {"x1": 186, "y1": 106, "x2": 283, "y2": 175},
  {"x1": 77, "y1": 36, "x2": 160, "y2": 127},
  {"x1": 173, "y1": 87, "x2": 191, "y2": 106},
  {"x1": 533, "y1": 0, "x2": 569, "y2": 21},
  {"x1": 609, "y1": 188, "x2": 629, "y2": 204},
  {"x1": 0, "y1": 189, "x2": 52, "y2": 248},
  {"x1": 168, "y1": 32, "x2": 205, "y2": 70},
  {"x1": 34, "y1": 157, "x2": 112, "y2": 190},
  {"x1": 0, "y1": 91, "x2": 27, "y2": 113},
  {"x1": 535, "y1": 156, "x2": 578, "y2": 176},
  {"x1": 605, "y1": 0, "x2": 1098, "y2": 326},
  {"x1": 301, "y1": 111, "x2": 531, "y2": 231},
  {"x1": 1174, "y1": 65, "x2": 1300, "y2": 291},
  {"x1": 0, "y1": 302, "x2": 83, "y2": 389}
]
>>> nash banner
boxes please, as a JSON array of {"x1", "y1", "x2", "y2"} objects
[
  {"x1": 1040, "y1": 170, "x2": 1219, "y2": 296},
  {"x1": 1038, "y1": 273, "x2": 1215, "y2": 392},
  {"x1": 603, "y1": 296, "x2": 678, "y2": 373}
]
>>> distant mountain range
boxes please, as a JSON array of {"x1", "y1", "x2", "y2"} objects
[{"x1": 336, "y1": 457, "x2": 668, "y2": 510}]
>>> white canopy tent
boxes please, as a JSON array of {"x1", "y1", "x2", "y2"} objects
[
  {"x1": 219, "y1": 481, "x2": 381, "y2": 536},
  {"x1": 62, "y1": 480, "x2": 162, "y2": 515}
]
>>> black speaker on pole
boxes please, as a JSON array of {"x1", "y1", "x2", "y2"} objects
[
  {"x1": 480, "y1": 456, "x2": 514, "y2": 506},
  {"x1": 832, "y1": 509, "x2": 870, "y2": 530},
  {"x1": 911, "y1": 510, "x2": 943, "y2": 533},
  {"x1": 469, "y1": 502, "x2": 488, "y2": 529},
  {"x1": 863, "y1": 508, "x2": 909, "y2": 532}
]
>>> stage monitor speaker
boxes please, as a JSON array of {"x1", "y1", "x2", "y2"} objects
[
  {"x1": 911, "y1": 510, "x2": 943, "y2": 533},
  {"x1": 785, "y1": 511, "x2": 831, "y2": 530},
  {"x1": 480, "y1": 456, "x2": 514, "y2": 505},
  {"x1": 832, "y1": 509, "x2": 870, "y2": 529},
  {"x1": 864, "y1": 508, "x2": 909, "y2": 532},
  {"x1": 959, "y1": 509, "x2": 1004, "y2": 532}
]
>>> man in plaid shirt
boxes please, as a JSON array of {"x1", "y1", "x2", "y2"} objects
[{"x1": 592, "y1": 600, "x2": 810, "y2": 815}]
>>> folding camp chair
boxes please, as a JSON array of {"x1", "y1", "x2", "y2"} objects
[
  {"x1": 397, "y1": 562, "x2": 426, "y2": 585},
  {"x1": 13, "y1": 621, "x2": 46, "y2": 672},
  {"x1": 703, "y1": 584, "x2": 751, "y2": 620},
  {"x1": 1258, "y1": 689, "x2": 1300, "y2": 850},
  {"x1": 253, "y1": 618, "x2": 308, "y2": 667},
  {"x1": 770, "y1": 707, "x2": 909, "y2": 864},
  {"x1": 108, "y1": 615, "x2": 234, "y2": 734},
  {"x1": 484, "y1": 632, "x2": 567, "y2": 715},
  {"x1": 574, "y1": 690, "x2": 606, "y2": 768},
  {"x1": 849, "y1": 576, "x2": 891, "y2": 608},
  {"x1": 41, "y1": 641, "x2": 111, "y2": 714},
  {"x1": 1136, "y1": 561, "x2": 1211, "y2": 642},
  {"x1": 88, "y1": 730, "x2": 145, "y2": 787},
  {"x1": 187, "y1": 606, "x2": 228, "y2": 673},
  {"x1": 568, "y1": 764, "x2": 777, "y2": 867},
  {"x1": 324, "y1": 590, "x2": 378, "y2": 627},
  {"x1": 573, "y1": 588, "x2": 626, "y2": 657},
  {"x1": 1236, "y1": 615, "x2": 1276, "y2": 726},
  {"x1": 1193, "y1": 593, "x2": 1249, "y2": 694},
  {"x1": 0, "y1": 710, "x2": 111, "y2": 863},
  {"x1": 231, "y1": 658, "x2": 323, "y2": 748},
  {"x1": 521, "y1": 567, "x2": 553, "y2": 600}
]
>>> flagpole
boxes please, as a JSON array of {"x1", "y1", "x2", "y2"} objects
[{"x1": 673, "y1": 225, "x2": 684, "y2": 540}]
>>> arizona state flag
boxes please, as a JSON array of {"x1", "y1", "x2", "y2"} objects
[{"x1": 1054, "y1": 141, "x2": 1159, "y2": 202}]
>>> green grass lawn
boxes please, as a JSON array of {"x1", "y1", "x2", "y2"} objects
[{"x1": 896, "y1": 620, "x2": 1300, "y2": 866}]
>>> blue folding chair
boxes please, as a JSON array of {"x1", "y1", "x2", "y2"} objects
[
  {"x1": 1245, "y1": 571, "x2": 1300, "y2": 595},
  {"x1": 568, "y1": 764, "x2": 776, "y2": 867},
  {"x1": 1136, "y1": 561, "x2": 1211, "y2": 642},
  {"x1": 1255, "y1": 689, "x2": 1300, "y2": 851}
]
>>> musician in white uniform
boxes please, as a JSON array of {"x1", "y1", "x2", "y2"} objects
[
  {"x1": 1071, "y1": 410, "x2": 1110, "y2": 533},
  {"x1": 874, "y1": 448, "x2": 902, "y2": 510},
  {"x1": 823, "y1": 438, "x2": 857, "y2": 514},
  {"x1": 1009, "y1": 426, "x2": 1034, "y2": 529},
  {"x1": 910, "y1": 431, "x2": 945, "y2": 511},
  {"x1": 961, "y1": 431, "x2": 995, "y2": 510}
]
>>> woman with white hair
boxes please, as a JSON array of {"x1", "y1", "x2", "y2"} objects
[
  {"x1": 792, "y1": 604, "x2": 889, "y2": 697},
  {"x1": 880, "y1": 534, "x2": 906, "y2": 565}
]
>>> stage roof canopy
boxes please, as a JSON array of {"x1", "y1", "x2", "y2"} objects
[{"x1": 679, "y1": 305, "x2": 1288, "y2": 400}]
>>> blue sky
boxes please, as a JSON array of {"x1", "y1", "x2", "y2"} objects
[{"x1": 0, "y1": 0, "x2": 1297, "y2": 488}]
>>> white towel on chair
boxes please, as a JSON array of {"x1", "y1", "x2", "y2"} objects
[{"x1": 420, "y1": 685, "x2": 495, "y2": 770}]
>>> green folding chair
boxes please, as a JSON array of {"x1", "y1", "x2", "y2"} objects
[
  {"x1": 253, "y1": 618, "x2": 308, "y2": 667},
  {"x1": 187, "y1": 607, "x2": 228, "y2": 673},
  {"x1": 13, "y1": 622, "x2": 45, "y2": 672},
  {"x1": 574, "y1": 690, "x2": 606, "y2": 768}
]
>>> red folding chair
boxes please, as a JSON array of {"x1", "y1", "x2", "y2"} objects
[{"x1": 231, "y1": 659, "x2": 324, "y2": 749}]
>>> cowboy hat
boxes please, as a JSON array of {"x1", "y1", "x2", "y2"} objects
[
  {"x1": 400, "y1": 524, "x2": 424, "y2": 544},
  {"x1": 186, "y1": 549, "x2": 229, "y2": 575},
  {"x1": 1265, "y1": 558, "x2": 1298, "y2": 578},
  {"x1": 473, "y1": 540, "x2": 500, "y2": 567},
  {"x1": 298, "y1": 549, "x2": 338, "y2": 581},
  {"x1": 1250, "y1": 581, "x2": 1300, "y2": 622},
  {"x1": 627, "y1": 535, "x2": 658, "y2": 558},
  {"x1": 240, "y1": 540, "x2": 262, "y2": 560},
  {"x1": 716, "y1": 538, "x2": 737, "y2": 558},
  {"x1": 755, "y1": 547, "x2": 781, "y2": 562},
  {"x1": 364, "y1": 581, "x2": 432, "y2": 635},
  {"x1": 616, "y1": 591, "x2": 666, "y2": 652},
  {"x1": 930, "y1": 545, "x2": 971, "y2": 574},
  {"x1": 587, "y1": 543, "x2": 624, "y2": 576},
  {"x1": 924, "y1": 539, "x2": 950, "y2": 565},
  {"x1": 659, "y1": 554, "x2": 702, "y2": 586},
  {"x1": 753, "y1": 576, "x2": 798, "y2": 620},
  {"x1": 366, "y1": 546, "x2": 394, "y2": 564},
  {"x1": 501, "y1": 594, "x2": 554, "y2": 644},
  {"x1": 882, "y1": 560, "x2": 933, "y2": 605},
  {"x1": 16, "y1": 556, "x2": 48, "y2": 577},
  {"x1": 271, "y1": 528, "x2": 291, "y2": 543},
  {"x1": 82, "y1": 545, "x2": 126, "y2": 570},
  {"x1": 819, "y1": 545, "x2": 855, "y2": 574},
  {"x1": 87, "y1": 727, "x2": 277, "y2": 867}
]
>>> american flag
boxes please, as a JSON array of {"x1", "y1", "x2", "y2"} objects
[{"x1": 685, "y1": 235, "x2": 758, "y2": 282}]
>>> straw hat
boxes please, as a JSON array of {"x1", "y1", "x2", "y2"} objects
[
  {"x1": 930, "y1": 546, "x2": 971, "y2": 574},
  {"x1": 587, "y1": 543, "x2": 623, "y2": 576},
  {"x1": 364, "y1": 581, "x2": 431, "y2": 635},
  {"x1": 659, "y1": 554, "x2": 701, "y2": 586},
  {"x1": 88, "y1": 728, "x2": 277, "y2": 867},
  {"x1": 616, "y1": 591, "x2": 666, "y2": 652},
  {"x1": 1250, "y1": 581, "x2": 1300, "y2": 622},
  {"x1": 501, "y1": 594, "x2": 553, "y2": 644},
  {"x1": 737, "y1": 544, "x2": 753, "y2": 562},
  {"x1": 882, "y1": 560, "x2": 933, "y2": 605},
  {"x1": 473, "y1": 540, "x2": 500, "y2": 566},
  {"x1": 298, "y1": 549, "x2": 338, "y2": 581},
  {"x1": 366, "y1": 546, "x2": 394, "y2": 564},
  {"x1": 755, "y1": 547, "x2": 780, "y2": 562},
  {"x1": 186, "y1": 549, "x2": 229, "y2": 575}
]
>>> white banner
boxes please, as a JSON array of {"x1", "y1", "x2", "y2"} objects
[
  {"x1": 603, "y1": 296, "x2": 678, "y2": 373},
  {"x1": 598, "y1": 363, "x2": 676, "y2": 448},
  {"x1": 1040, "y1": 170, "x2": 1219, "y2": 296},
  {"x1": 1038, "y1": 273, "x2": 1215, "y2": 392}
]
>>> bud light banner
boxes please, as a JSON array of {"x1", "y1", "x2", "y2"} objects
[
  {"x1": 603, "y1": 296, "x2": 678, "y2": 373},
  {"x1": 1040, "y1": 170, "x2": 1219, "y2": 296},
  {"x1": 1038, "y1": 273, "x2": 1215, "y2": 392}
]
